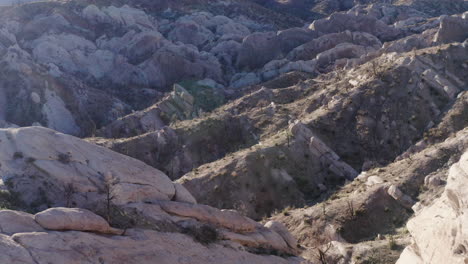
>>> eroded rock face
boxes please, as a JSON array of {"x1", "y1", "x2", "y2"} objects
[
  {"x1": 288, "y1": 31, "x2": 382, "y2": 61},
  {"x1": 397, "y1": 151, "x2": 468, "y2": 264},
  {"x1": 35, "y1": 208, "x2": 123, "y2": 235},
  {"x1": 434, "y1": 13, "x2": 468, "y2": 43},
  {"x1": 0, "y1": 0, "x2": 466, "y2": 263},
  {"x1": 0, "y1": 126, "x2": 303, "y2": 261},
  {"x1": 0, "y1": 210, "x2": 44, "y2": 235},
  {"x1": 0, "y1": 126, "x2": 176, "y2": 210},
  {"x1": 9, "y1": 229, "x2": 302, "y2": 264},
  {"x1": 0, "y1": 203, "x2": 307, "y2": 264},
  {"x1": 310, "y1": 13, "x2": 401, "y2": 41},
  {"x1": 236, "y1": 32, "x2": 281, "y2": 70}
]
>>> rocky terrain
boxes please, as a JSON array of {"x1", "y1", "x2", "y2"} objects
[{"x1": 0, "y1": 0, "x2": 466, "y2": 263}]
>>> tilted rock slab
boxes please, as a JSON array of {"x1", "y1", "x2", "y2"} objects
[
  {"x1": 290, "y1": 121, "x2": 358, "y2": 180},
  {"x1": 158, "y1": 200, "x2": 260, "y2": 233}
]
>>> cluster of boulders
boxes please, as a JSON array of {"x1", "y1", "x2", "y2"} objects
[
  {"x1": 0, "y1": 126, "x2": 305, "y2": 263},
  {"x1": 0, "y1": 0, "x2": 466, "y2": 263},
  {"x1": 0, "y1": 0, "x2": 465, "y2": 139}
]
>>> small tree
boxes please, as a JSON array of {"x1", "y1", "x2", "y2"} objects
[
  {"x1": 64, "y1": 183, "x2": 76, "y2": 208},
  {"x1": 103, "y1": 172, "x2": 116, "y2": 223},
  {"x1": 316, "y1": 242, "x2": 333, "y2": 264},
  {"x1": 346, "y1": 200, "x2": 355, "y2": 218}
]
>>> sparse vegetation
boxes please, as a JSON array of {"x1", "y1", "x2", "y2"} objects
[
  {"x1": 183, "y1": 224, "x2": 219, "y2": 245},
  {"x1": 13, "y1": 152, "x2": 23, "y2": 159},
  {"x1": 388, "y1": 235, "x2": 397, "y2": 250},
  {"x1": 58, "y1": 153, "x2": 71, "y2": 164}
]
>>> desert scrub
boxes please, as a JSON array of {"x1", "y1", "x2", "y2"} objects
[
  {"x1": 0, "y1": 187, "x2": 26, "y2": 211},
  {"x1": 183, "y1": 224, "x2": 219, "y2": 245},
  {"x1": 58, "y1": 152, "x2": 72, "y2": 164},
  {"x1": 178, "y1": 80, "x2": 225, "y2": 112},
  {"x1": 388, "y1": 235, "x2": 397, "y2": 250},
  {"x1": 13, "y1": 152, "x2": 23, "y2": 159}
]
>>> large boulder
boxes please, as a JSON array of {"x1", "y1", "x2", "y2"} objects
[
  {"x1": 141, "y1": 43, "x2": 223, "y2": 88},
  {"x1": 34, "y1": 208, "x2": 123, "y2": 235},
  {"x1": 434, "y1": 13, "x2": 468, "y2": 44},
  {"x1": 168, "y1": 20, "x2": 215, "y2": 48},
  {"x1": 236, "y1": 32, "x2": 281, "y2": 70},
  {"x1": 397, "y1": 151, "x2": 468, "y2": 264},
  {"x1": 276, "y1": 28, "x2": 317, "y2": 54},
  {"x1": 0, "y1": 126, "x2": 178, "y2": 210},
  {"x1": 0, "y1": 234, "x2": 35, "y2": 263},
  {"x1": 0, "y1": 210, "x2": 44, "y2": 235},
  {"x1": 158, "y1": 201, "x2": 260, "y2": 233},
  {"x1": 83, "y1": 5, "x2": 156, "y2": 30}
]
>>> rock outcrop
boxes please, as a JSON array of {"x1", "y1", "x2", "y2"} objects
[
  {"x1": 0, "y1": 0, "x2": 466, "y2": 263},
  {"x1": 397, "y1": 151, "x2": 468, "y2": 264},
  {"x1": 0, "y1": 126, "x2": 303, "y2": 262},
  {"x1": 434, "y1": 13, "x2": 468, "y2": 43},
  {"x1": 34, "y1": 208, "x2": 123, "y2": 235}
]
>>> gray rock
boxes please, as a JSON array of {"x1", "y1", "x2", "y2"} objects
[
  {"x1": 434, "y1": 14, "x2": 468, "y2": 44},
  {"x1": 310, "y1": 13, "x2": 401, "y2": 41}
]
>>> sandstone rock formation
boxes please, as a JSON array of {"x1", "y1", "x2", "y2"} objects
[
  {"x1": 0, "y1": 126, "x2": 304, "y2": 262},
  {"x1": 397, "y1": 151, "x2": 468, "y2": 264},
  {"x1": 35, "y1": 208, "x2": 123, "y2": 235},
  {"x1": 0, "y1": 0, "x2": 466, "y2": 262}
]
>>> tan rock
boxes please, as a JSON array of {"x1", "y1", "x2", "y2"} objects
[
  {"x1": 0, "y1": 210, "x2": 44, "y2": 235},
  {"x1": 34, "y1": 208, "x2": 123, "y2": 235},
  {"x1": 158, "y1": 201, "x2": 260, "y2": 233},
  {"x1": 264, "y1": 220, "x2": 298, "y2": 249},
  {"x1": 0, "y1": 127, "x2": 175, "y2": 209},
  {"x1": 12, "y1": 229, "x2": 304, "y2": 264},
  {"x1": 0, "y1": 234, "x2": 35, "y2": 263},
  {"x1": 387, "y1": 185, "x2": 415, "y2": 210},
  {"x1": 220, "y1": 228, "x2": 293, "y2": 255},
  {"x1": 173, "y1": 183, "x2": 197, "y2": 204},
  {"x1": 397, "y1": 151, "x2": 468, "y2": 264}
]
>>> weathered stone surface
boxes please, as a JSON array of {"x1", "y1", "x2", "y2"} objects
[
  {"x1": 0, "y1": 210, "x2": 44, "y2": 235},
  {"x1": 96, "y1": 83, "x2": 202, "y2": 139},
  {"x1": 230, "y1": 72, "x2": 261, "y2": 88},
  {"x1": 0, "y1": 127, "x2": 176, "y2": 209},
  {"x1": 435, "y1": 14, "x2": 468, "y2": 43},
  {"x1": 236, "y1": 32, "x2": 281, "y2": 70},
  {"x1": 290, "y1": 121, "x2": 358, "y2": 180},
  {"x1": 11, "y1": 229, "x2": 304, "y2": 264},
  {"x1": 397, "y1": 151, "x2": 468, "y2": 264},
  {"x1": 158, "y1": 201, "x2": 260, "y2": 233},
  {"x1": 168, "y1": 20, "x2": 215, "y2": 48},
  {"x1": 310, "y1": 13, "x2": 401, "y2": 41},
  {"x1": 0, "y1": 234, "x2": 35, "y2": 263},
  {"x1": 173, "y1": 183, "x2": 197, "y2": 204},
  {"x1": 264, "y1": 220, "x2": 298, "y2": 249},
  {"x1": 276, "y1": 28, "x2": 317, "y2": 54},
  {"x1": 387, "y1": 185, "x2": 415, "y2": 210},
  {"x1": 422, "y1": 69, "x2": 460, "y2": 99},
  {"x1": 288, "y1": 31, "x2": 381, "y2": 61},
  {"x1": 35, "y1": 208, "x2": 123, "y2": 235}
]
